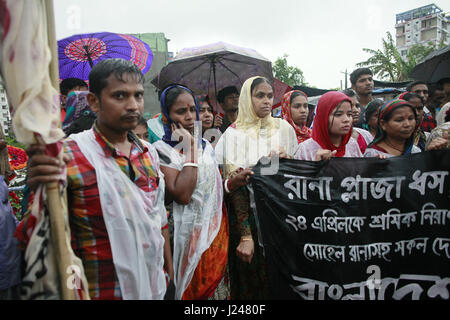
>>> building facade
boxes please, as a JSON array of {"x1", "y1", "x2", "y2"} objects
[
  {"x1": 130, "y1": 33, "x2": 172, "y2": 118},
  {"x1": 395, "y1": 4, "x2": 449, "y2": 59}
]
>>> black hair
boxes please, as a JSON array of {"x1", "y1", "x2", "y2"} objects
[
  {"x1": 60, "y1": 78, "x2": 87, "y2": 96},
  {"x1": 350, "y1": 68, "x2": 373, "y2": 86},
  {"x1": 328, "y1": 100, "x2": 349, "y2": 131},
  {"x1": 406, "y1": 81, "x2": 428, "y2": 92},
  {"x1": 437, "y1": 77, "x2": 450, "y2": 87},
  {"x1": 161, "y1": 85, "x2": 195, "y2": 113},
  {"x1": 364, "y1": 99, "x2": 384, "y2": 121},
  {"x1": 217, "y1": 86, "x2": 239, "y2": 103},
  {"x1": 428, "y1": 83, "x2": 439, "y2": 96},
  {"x1": 137, "y1": 117, "x2": 148, "y2": 126},
  {"x1": 402, "y1": 92, "x2": 425, "y2": 105},
  {"x1": 250, "y1": 77, "x2": 272, "y2": 94},
  {"x1": 203, "y1": 95, "x2": 212, "y2": 108},
  {"x1": 89, "y1": 58, "x2": 144, "y2": 96},
  {"x1": 64, "y1": 113, "x2": 97, "y2": 136},
  {"x1": 196, "y1": 94, "x2": 212, "y2": 108},
  {"x1": 290, "y1": 91, "x2": 307, "y2": 104},
  {"x1": 341, "y1": 88, "x2": 357, "y2": 98}
]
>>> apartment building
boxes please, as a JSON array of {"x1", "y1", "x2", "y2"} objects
[
  {"x1": 396, "y1": 4, "x2": 449, "y2": 58},
  {"x1": 129, "y1": 32, "x2": 172, "y2": 117}
]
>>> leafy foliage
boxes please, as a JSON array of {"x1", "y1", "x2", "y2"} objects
[
  {"x1": 357, "y1": 31, "x2": 438, "y2": 82},
  {"x1": 273, "y1": 54, "x2": 307, "y2": 87},
  {"x1": 5, "y1": 135, "x2": 26, "y2": 149}
]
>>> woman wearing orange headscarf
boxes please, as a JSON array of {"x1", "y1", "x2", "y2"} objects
[{"x1": 281, "y1": 90, "x2": 312, "y2": 144}]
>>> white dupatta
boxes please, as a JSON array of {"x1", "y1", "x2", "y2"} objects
[
  {"x1": 154, "y1": 140, "x2": 223, "y2": 300},
  {"x1": 214, "y1": 77, "x2": 298, "y2": 178},
  {"x1": 70, "y1": 129, "x2": 166, "y2": 300}
]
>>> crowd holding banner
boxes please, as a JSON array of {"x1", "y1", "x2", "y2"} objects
[
  {"x1": 251, "y1": 151, "x2": 450, "y2": 300},
  {"x1": 0, "y1": 0, "x2": 449, "y2": 302}
]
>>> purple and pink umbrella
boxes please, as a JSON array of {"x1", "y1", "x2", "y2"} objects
[{"x1": 58, "y1": 32, "x2": 153, "y2": 81}]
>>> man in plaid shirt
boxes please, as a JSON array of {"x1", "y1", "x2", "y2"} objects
[{"x1": 22, "y1": 59, "x2": 170, "y2": 300}]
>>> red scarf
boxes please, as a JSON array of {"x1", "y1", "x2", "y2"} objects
[
  {"x1": 312, "y1": 91, "x2": 353, "y2": 157},
  {"x1": 281, "y1": 90, "x2": 312, "y2": 144}
]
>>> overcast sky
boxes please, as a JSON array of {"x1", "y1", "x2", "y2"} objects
[{"x1": 54, "y1": 0, "x2": 449, "y2": 89}]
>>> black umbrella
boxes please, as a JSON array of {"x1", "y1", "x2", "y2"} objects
[
  {"x1": 151, "y1": 42, "x2": 273, "y2": 111},
  {"x1": 409, "y1": 45, "x2": 450, "y2": 83}
]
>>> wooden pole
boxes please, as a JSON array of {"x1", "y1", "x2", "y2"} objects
[
  {"x1": 45, "y1": 0, "x2": 59, "y2": 91},
  {"x1": 44, "y1": 0, "x2": 76, "y2": 300}
]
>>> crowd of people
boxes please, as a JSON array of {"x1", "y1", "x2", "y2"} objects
[{"x1": 1, "y1": 58, "x2": 450, "y2": 300}]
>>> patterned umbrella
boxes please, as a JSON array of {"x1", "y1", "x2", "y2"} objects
[
  {"x1": 58, "y1": 32, "x2": 153, "y2": 81},
  {"x1": 152, "y1": 42, "x2": 273, "y2": 110}
]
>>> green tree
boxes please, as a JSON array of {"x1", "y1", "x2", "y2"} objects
[
  {"x1": 357, "y1": 31, "x2": 437, "y2": 82},
  {"x1": 357, "y1": 32, "x2": 403, "y2": 81},
  {"x1": 273, "y1": 54, "x2": 306, "y2": 87},
  {"x1": 402, "y1": 43, "x2": 436, "y2": 78}
]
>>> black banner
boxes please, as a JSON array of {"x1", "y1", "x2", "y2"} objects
[{"x1": 251, "y1": 151, "x2": 450, "y2": 300}]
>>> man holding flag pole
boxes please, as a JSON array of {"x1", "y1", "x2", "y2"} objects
[
  {"x1": 0, "y1": 0, "x2": 89, "y2": 300},
  {"x1": 1, "y1": 0, "x2": 168, "y2": 300}
]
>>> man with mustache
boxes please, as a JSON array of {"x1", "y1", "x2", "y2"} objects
[
  {"x1": 350, "y1": 68, "x2": 374, "y2": 128},
  {"x1": 20, "y1": 59, "x2": 171, "y2": 300}
]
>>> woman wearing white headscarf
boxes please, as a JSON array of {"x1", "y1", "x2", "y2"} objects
[{"x1": 215, "y1": 76, "x2": 298, "y2": 299}]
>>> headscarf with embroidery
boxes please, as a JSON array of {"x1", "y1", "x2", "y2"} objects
[
  {"x1": 281, "y1": 90, "x2": 312, "y2": 143},
  {"x1": 311, "y1": 91, "x2": 353, "y2": 157},
  {"x1": 368, "y1": 99, "x2": 418, "y2": 155}
]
